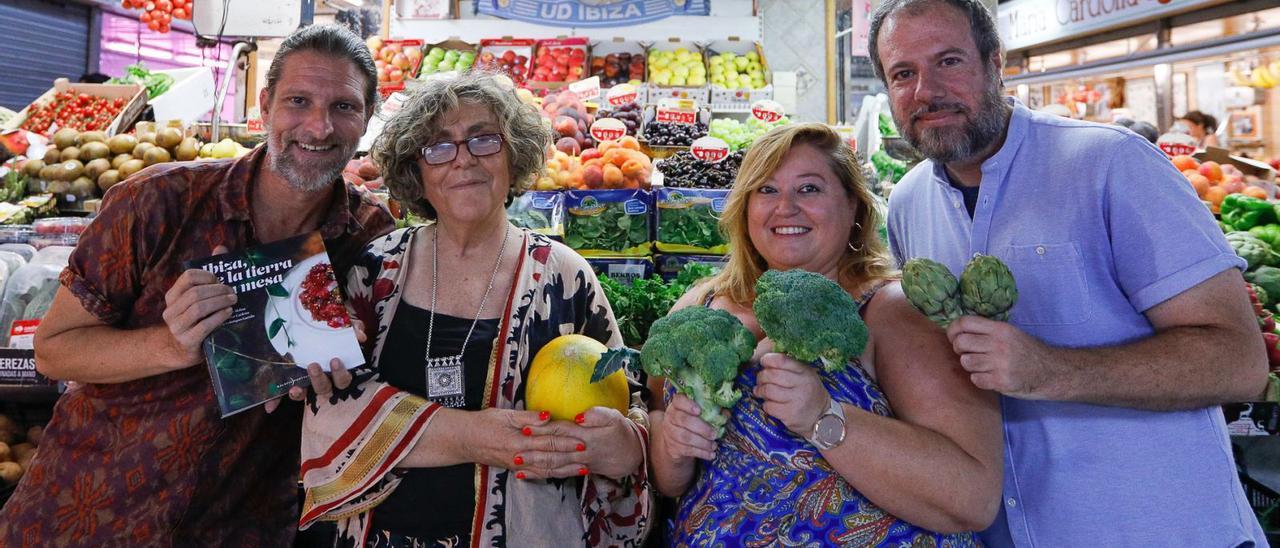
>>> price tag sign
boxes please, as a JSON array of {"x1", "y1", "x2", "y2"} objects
[
  {"x1": 606, "y1": 83, "x2": 639, "y2": 107},
  {"x1": 658, "y1": 97, "x2": 698, "y2": 110},
  {"x1": 245, "y1": 106, "x2": 265, "y2": 134},
  {"x1": 569, "y1": 76, "x2": 601, "y2": 102},
  {"x1": 590, "y1": 118, "x2": 627, "y2": 142},
  {"x1": 656, "y1": 106, "x2": 698, "y2": 125},
  {"x1": 690, "y1": 136, "x2": 730, "y2": 163},
  {"x1": 751, "y1": 99, "x2": 785, "y2": 123},
  {"x1": 1156, "y1": 132, "x2": 1198, "y2": 157}
]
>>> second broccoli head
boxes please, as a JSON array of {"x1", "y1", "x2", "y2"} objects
[
  {"x1": 753, "y1": 269, "x2": 869, "y2": 372},
  {"x1": 641, "y1": 306, "x2": 756, "y2": 436}
]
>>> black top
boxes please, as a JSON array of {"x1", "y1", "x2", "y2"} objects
[
  {"x1": 951, "y1": 180, "x2": 981, "y2": 219},
  {"x1": 368, "y1": 301, "x2": 498, "y2": 542}
]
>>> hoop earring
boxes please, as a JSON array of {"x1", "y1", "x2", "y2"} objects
[{"x1": 849, "y1": 222, "x2": 864, "y2": 253}]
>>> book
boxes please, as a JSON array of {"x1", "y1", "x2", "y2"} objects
[{"x1": 187, "y1": 232, "x2": 365, "y2": 417}]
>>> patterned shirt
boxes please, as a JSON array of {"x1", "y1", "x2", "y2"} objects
[{"x1": 0, "y1": 145, "x2": 394, "y2": 547}]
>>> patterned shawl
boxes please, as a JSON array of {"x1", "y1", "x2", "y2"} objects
[{"x1": 298, "y1": 226, "x2": 652, "y2": 547}]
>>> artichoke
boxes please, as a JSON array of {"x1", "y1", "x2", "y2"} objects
[
  {"x1": 902, "y1": 258, "x2": 964, "y2": 328},
  {"x1": 959, "y1": 254, "x2": 1018, "y2": 321}
]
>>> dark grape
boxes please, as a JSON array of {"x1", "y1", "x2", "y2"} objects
[
  {"x1": 642, "y1": 121, "x2": 708, "y2": 147},
  {"x1": 656, "y1": 150, "x2": 744, "y2": 189}
]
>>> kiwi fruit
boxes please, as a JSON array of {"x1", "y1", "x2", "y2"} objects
[
  {"x1": 142, "y1": 146, "x2": 171, "y2": 167},
  {"x1": 61, "y1": 160, "x2": 85, "y2": 180},
  {"x1": 43, "y1": 148, "x2": 61, "y2": 164},
  {"x1": 22, "y1": 159, "x2": 44, "y2": 178},
  {"x1": 155, "y1": 127, "x2": 183, "y2": 150},
  {"x1": 107, "y1": 134, "x2": 137, "y2": 155},
  {"x1": 97, "y1": 169, "x2": 121, "y2": 192},
  {"x1": 59, "y1": 146, "x2": 80, "y2": 162},
  {"x1": 70, "y1": 177, "x2": 96, "y2": 198},
  {"x1": 118, "y1": 158, "x2": 145, "y2": 179},
  {"x1": 175, "y1": 137, "x2": 199, "y2": 161},
  {"x1": 46, "y1": 180, "x2": 70, "y2": 194},
  {"x1": 111, "y1": 154, "x2": 133, "y2": 170},
  {"x1": 138, "y1": 131, "x2": 156, "y2": 145},
  {"x1": 80, "y1": 141, "x2": 110, "y2": 161},
  {"x1": 77, "y1": 131, "x2": 107, "y2": 145},
  {"x1": 52, "y1": 128, "x2": 78, "y2": 149},
  {"x1": 38, "y1": 165, "x2": 56, "y2": 181},
  {"x1": 85, "y1": 158, "x2": 111, "y2": 180},
  {"x1": 133, "y1": 142, "x2": 155, "y2": 158}
]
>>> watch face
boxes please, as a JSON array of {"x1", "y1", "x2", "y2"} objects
[{"x1": 816, "y1": 415, "x2": 844, "y2": 445}]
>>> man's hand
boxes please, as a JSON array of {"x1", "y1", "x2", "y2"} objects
[
  {"x1": 947, "y1": 316, "x2": 1060, "y2": 400},
  {"x1": 159, "y1": 246, "x2": 234, "y2": 370}
]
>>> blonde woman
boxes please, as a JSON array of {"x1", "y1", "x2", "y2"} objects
[{"x1": 648, "y1": 123, "x2": 1002, "y2": 546}]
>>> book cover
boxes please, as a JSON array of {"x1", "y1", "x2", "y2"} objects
[{"x1": 187, "y1": 232, "x2": 364, "y2": 417}]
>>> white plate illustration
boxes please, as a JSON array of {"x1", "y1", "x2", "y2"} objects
[{"x1": 264, "y1": 253, "x2": 363, "y2": 371}]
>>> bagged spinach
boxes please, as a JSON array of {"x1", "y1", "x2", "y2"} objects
[
  {"x1": 655, "y1": 187, "x2": 730, "y2": 254},
  {"x1": 507, "y1": 191, "x2": 564, "y2": 240},
  {"x1": 564, "y1": 189, "x2": 652, "y2": 257}
]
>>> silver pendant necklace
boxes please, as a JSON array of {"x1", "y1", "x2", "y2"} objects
[{"x1": 424, "y1": 223, "x2": 511, "y2": 408}]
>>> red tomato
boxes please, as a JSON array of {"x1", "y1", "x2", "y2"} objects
[
  {"x1": 156, "y1": 0, "x2": 171, "y2": 11},
  {"x1": 147, "y1": 18, "x2": 160, "y2": 31},
  {"x1": 140, "y1": 10, "x2": 153, "y2": 23}
]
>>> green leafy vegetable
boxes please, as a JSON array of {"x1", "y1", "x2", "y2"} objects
[
  {"x1": 871, "y1": 149, "x2": 908, "y2": 183},
  {"x1": 658, "y1": 205, "x2": 725, "y2": 251},
  {"x1": 878, "y1": 113, "x2": 899, "y2": 138},
  {"x1": 598, "y1": 263, "x2": 717, "y2": 348},
  {"x1": 566, "y1": 201, "x2": 649, "y2": 253},
  {"x1": 108, "y1": 63, "x2": 175, "y2": 99}
]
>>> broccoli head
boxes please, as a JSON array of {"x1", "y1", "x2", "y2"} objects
[
  {"x1": 753, "y1": 269, "x2": 868, "y2": 372},
  {"x1": 640, "y1": 306, "x2": 755, "y2": 436}
]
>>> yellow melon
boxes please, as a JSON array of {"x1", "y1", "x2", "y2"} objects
[{"x1": 526, "y1": 334, "x2": 629, "y2": 421}]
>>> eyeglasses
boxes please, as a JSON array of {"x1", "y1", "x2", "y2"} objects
[{"x1": 420, "y1": 133, "x2": 504, "y2": 165}]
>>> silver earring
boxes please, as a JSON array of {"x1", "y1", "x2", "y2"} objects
[{"x1": 849, "y1": 222, "x2": 864, "y2": 253}]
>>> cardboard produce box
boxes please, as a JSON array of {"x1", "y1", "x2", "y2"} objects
[
  {"x1": 706, "y1": 37, "x2": 773, "y2": 108},
  {"x1": 477, "y1": 38, "x2": 535, "y2": 86},
  {"x1": 527, "y1": 37, "x2": 590, "y2": 95},
  {"x1": 591, "y1": 37, "x2": 648, "y2": 104},
  {"x1": 2, "y1": 78, "x2": 146, "y2": 137},
  {"x1": 645, "y1": 38, "x2": 710, "y2": 104},
  {"x1": 417, "y1": 38, "x2": 477, "y2": 80}
]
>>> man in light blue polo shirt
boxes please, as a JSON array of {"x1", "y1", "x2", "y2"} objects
[{"x1": 870, "y1": 0, "x2": 1270, "y2": 545}]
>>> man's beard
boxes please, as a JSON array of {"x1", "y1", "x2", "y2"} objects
[
  {"x1": 896, "y1": 79, "x2": 1010, "y2": 164},
  {"x1": 265, "y1": 126, "x2": 355, "y2": 193}
]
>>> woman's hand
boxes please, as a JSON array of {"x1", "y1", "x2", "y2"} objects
[
  {"x1": 755, "y1": 351, "x2": 831, "y2": 439},
  {"x1": 659, "y1": 394, "x2": 719, "y2": 462},
  {"x1": 516, "y1": 407, "x2": 643, "y2": 481}
]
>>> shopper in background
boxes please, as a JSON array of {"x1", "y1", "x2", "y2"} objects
[
  {"x1": 648, "y1": 123, "x2": 1002, "y2": 546},
  {"x1": 870, "y1": 0, "x2": 1267, "y2": 545},
  {"x1": 0, "y1": 25, "x2": 394, "y2": 545},
  {"x1": 297, "y1": 72, "x2": 652, "y2": 547},
  {"x1": 1113, "y1": 117, "x2": 1159, "y2": 144},
  {"x1": 1180, "y1": 110, "x2": 1221, "y2": 148}
]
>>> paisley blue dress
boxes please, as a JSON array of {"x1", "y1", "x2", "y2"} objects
[{"x1": 666, "y1": 287, "x2": 982, "y2": 547}]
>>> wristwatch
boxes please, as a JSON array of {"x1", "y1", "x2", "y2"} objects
[{"x1": 806, "y1": 397, "x2": 846, "y2": 450}]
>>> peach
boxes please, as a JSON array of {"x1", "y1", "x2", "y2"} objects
[
  {"x1": 1198, "y1": 161, "x2": 1223, "y2": 183},
  {"x1": 1171, "y1": 155, "x2": 1198, "y2": 172}
]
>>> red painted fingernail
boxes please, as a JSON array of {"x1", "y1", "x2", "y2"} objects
[
  {"x1": 514, "y1": 455, "x2": 524, "y2": 466},
  {"x1": 578, "y1": 467, "x2": 589, "y2": 476},
  {"x1": 516, "y1": 472, "x2": 526, "y2": 480},
  {"x1": 538, "y1": 411, "x2": 550, "y2": 421},
  {"x1": 522, "y1": 426, "x2": 532, "y2": 436},
  {"x1": 576, "y1": 442, "x2": 586, "y2": 452},
  {"x1": 574, "y1": 413, "x2": 586, "y2": 424}
]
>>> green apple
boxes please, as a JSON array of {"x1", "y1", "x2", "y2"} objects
[
  {"x1": 444, "y1": 50, "x2": 459, "y2": 61},
  {"x1": 709, "y1": 65, "x2": 724, "y2": 77},
  {"x1": 438, "y1": 60, "x2": 454, "y2": 71},
  {"x1": 690, "y1": 64, "x2": 706, "y2": 77},
  {"x1": 654, "y1": 72, "x2": 672, "y2": 86},
  {"x1": 651, "y1": 54, "x2": 670, "y2": 69},
  {"x1": 734, "y1": 56, "x2": 749, "y2": 71},
  {"x1": 709, "y1": 56, "x2": 724, "y2": 67},
  {"x1": 711, "y1": 75, "x2": 726, "y2": 86},
  {"x1": 687, "y1": 74, "x2": 706, "y2": 86},
  {"x1": 429, "y1": 47, "x2": 445, "y2": 57},
  {"x1": 746, "y1": 51, "x2": 759, "y2": 62},
  {"x1": 673, "y1": 65, "x2": 690, "y2": 78},
  {"x1": 747, "y1": 61, "x2": 761, "y2": 73},
  {"x1": 671, "y1": 76, "x2": 687, "y2": 87}
]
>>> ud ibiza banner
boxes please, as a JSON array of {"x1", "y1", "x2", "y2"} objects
[{"x1": 477, "y1": 0, "x2": 711, "y2": 28}]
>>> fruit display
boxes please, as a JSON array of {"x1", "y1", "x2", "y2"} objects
[
  {"x1": 708, "y1": 50, "x2": 767, "y2": 90},
  {"x1": 902, "y1": 255, "x2": 1018, "y2": 329},
  {"x1": 648, "y1": 48, "x2": 707, "y2": 88},
  {"x1": 642, "y1": 120, "x2": 708, "y2": 147},
  {"x1": 538, "y1": 136, "x2": 652, "y2": 191},
  {"x1": 18, "y1": 90, "x2": 129, "y2": 135},
  {"x1": 419, "y1": 45, "x2": 476, "y2": 77},
  {"x1": 342, "y1": 156, "x2": 383, "y2": 191},
  {"x1": 23, "y1": 126, "x2": 202, "y2": 203},
  {"x1": 524, "y1": 334, "x2": 629, "y2": 421},
  {"x1": 531, "y1": 39, "x2": 588, "y2": 83},
  {"x1": 655, "y1": 150, "x2": 743, "y2": 188},
  {"x1": 542, "y1": 90, "x2": 594, "y2": 155},
  {"x1": 592, "y1": 51, "x2": 646, "y2": 87},
  {"x1": 0, "y1": 413, "x2": 42, "y2": 488},
  {"x1": 120, "y1": 0, "x2": 191, "y2": 33},
  {"x1": 1229, "y1": 60, "x2": 1280, "y2": 90},
  {"x1": 367, "y1": 37, "x2": 424, "y2": 85},
  {"x1": 708, "y1": 116, "x2": 790, "y2": 151},
  {"x1": 197, "y1": 138, "x2": 250, "y2": 160},
  {"x1": 1170, "y1": 154, "x2": 1265, "y2": 213},
  {"x1": 596, "y1": 102, "x2": 642, "y2": 138},
  {"x1": 477, "y1": 39, "x2": 534, "y2": 85}
]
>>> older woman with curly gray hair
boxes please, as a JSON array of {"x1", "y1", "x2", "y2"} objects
[{"x1": 298, "y1": 71, "x2": 653, "y2": 547}]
